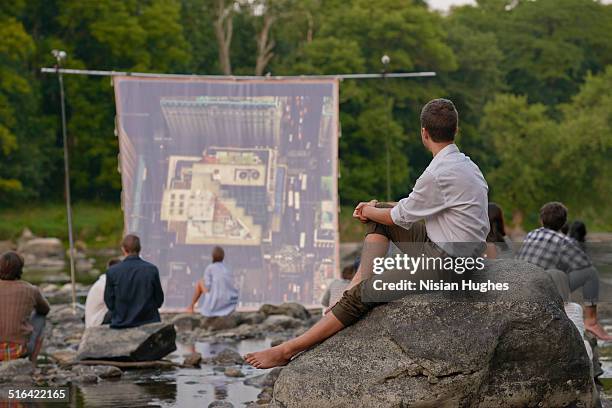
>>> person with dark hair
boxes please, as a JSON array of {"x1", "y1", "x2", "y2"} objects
[
  {"x1": 0, "y1": 251, "x2": 50, "y2": 362},
  {"x1": 188, "y1": 246, "x2": 238, "y2": 316},
  {"x1": 321, "y1": 265, "x2": 357, "y2": 308},
  {"x1": 104, "y1": 235, "x2": 164, "y2": 328},
  {"x1": 517, "y1": 202, "x2": 611, "y2": 340},
  {"x1": 569, "y1": 220, "x2": 588, "y2": 250},
  {"x1": 246, "y1": 98, "x2": 490, "y2": 369},
  {"x1": 85, "y1": 258, "x2": 121, "y2": 328},
  {"x1": 485, "y1": 203, "x2": 513, "y2": 259}
]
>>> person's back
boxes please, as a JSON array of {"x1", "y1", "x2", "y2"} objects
[
  {"x1": 104, "y1": 235, "x2": 164, "y2": 329},
  {"x1": 200, "y1": 261, "x2": 238, "y2": 317},
  {"x1": 0, "y1": 251, "x2": 50, "y2": 361}
]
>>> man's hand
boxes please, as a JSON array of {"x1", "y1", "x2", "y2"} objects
[
  {"x1": 186, "y1": 305, "x2": 195, "y2": 314},
  {"x1": 353, "y1": 200, "x2": 378, "y2": 223}
]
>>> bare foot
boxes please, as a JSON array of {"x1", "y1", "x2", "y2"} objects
[
  {"x1": 244, "y1": 344, "x2": 293, "y2": 369},
  {"x1": 585, "y1": 322, "x2": 612, "y2": 341}
]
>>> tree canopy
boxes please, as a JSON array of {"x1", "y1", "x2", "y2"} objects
[{"x1": 1, "y1": 0, "x2": 611, "y2": 229}]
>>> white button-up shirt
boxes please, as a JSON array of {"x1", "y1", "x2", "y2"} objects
[{"x1": 390, "y1": 144, "x2": 489, "y2": 256}]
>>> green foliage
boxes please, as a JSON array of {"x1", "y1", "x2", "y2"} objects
[
  {"x1": 0, "y1": 202, "x2": 123, "y2": 248},
  {"x1": 0, "y1": 0, "x2": 611, "y2": 232}
]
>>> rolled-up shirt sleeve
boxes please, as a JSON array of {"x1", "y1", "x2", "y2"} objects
[{"x1": 390, "y1": 170, "x2": 447, "y2": 230}]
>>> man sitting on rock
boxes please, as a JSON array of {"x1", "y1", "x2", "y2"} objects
[
  {"x1": 0, "y1": 251, "x2": 50, "y2": 363},
  {"x1": 246, "y1": 98, "x2": 490, "y2": 368},
  {"x1": 104, "y1": 235, "x2": 164, "y2": 328},
  {"x1": 517, "y1": 202, "x2": 612, "y2": 340}
]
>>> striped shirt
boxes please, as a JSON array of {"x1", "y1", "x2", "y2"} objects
[{"x1": 0, "y1": 280, "x2": 50, "y2": 345}]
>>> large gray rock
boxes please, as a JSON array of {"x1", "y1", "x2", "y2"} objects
[
  {"x1": 271, "y1": 260, "x2": 594, "y2": 408},
  {"x1": 76, "y1": 323, "x2": 176, "y2": 361},
  {"x1": 18, "y1": 237, "x2": 64, "y2": 259}
]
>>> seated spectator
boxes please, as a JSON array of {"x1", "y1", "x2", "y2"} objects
[
  {"x1": 104, "y1": 235, "x2": 164, "y2": 328},
  {"x1": 85, "y1": 258, "x2": 120, "y2": 328},
  {"x1": 485, "y1": 203, "x2": 514, "y2": 259},
  {"x1": 517, "y1": 202, "x2": 611, "y2": 340},
  {"x1": 188, "y1": 246, "x2": 238, "y2": 317},
  {"x1": 321, "y1": 265, "x2": 357, "y2": 308},
  {"x1": 0, "y1": 251, "x2": 50, "y2": 363},
  {"x1": 569, "y1": 220, "x2": 588, "y2": 251}
]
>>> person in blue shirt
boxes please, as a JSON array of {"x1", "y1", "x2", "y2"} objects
[
  {"x1": 104, "y1": 235, "x2": 164, "y2": 328},
  {"x1": 188, "y1": 246, "x2": 239, "y2": 316}
]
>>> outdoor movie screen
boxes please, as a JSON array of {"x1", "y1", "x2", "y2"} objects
[{"x1": 113, "y1": 77, "x2": 339, "y2": 310}]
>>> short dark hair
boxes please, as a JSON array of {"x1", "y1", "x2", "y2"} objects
[
  {"x1": 341, "y1": 265, "x2": 356, "y2": 280},
  {"x1": 107, "y1": 258, "x2": 122, "y2": 268},
  {"x1": 0, "y1": 251, "x2": 24, "y2": 280},
  {"x1": 212, "y1": 246, "x2": 225, "y2": 263},
  {"x1": 540, "y1": 202, "x2": 567, "y2": 231},
  {"x1": 420, "y1": 98, "x2": 458, "y2": 142},
  {"x1": 121, "y1": 234, "x2": 141, "y2": 254}
]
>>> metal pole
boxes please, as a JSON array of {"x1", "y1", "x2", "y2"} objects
[
  {"x1": 382, "y1": 55, "x2": 391, "y2": 202},
  {"x1": 53, "y1": 50, "x2": 78, "y2": 313},
  {"x1": 40, "y1": 67, "x2": 436, "y2": 80}
]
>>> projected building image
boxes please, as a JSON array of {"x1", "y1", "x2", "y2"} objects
[{"x1": 115, "y1": 79, "x2": 339, "y2": 309}]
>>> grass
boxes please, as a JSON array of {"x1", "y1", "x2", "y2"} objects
[{"x1": 0, "y1": 202, "x2": 123, "y2": 249}]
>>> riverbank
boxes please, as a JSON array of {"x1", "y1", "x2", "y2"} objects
[{"x1": 0, "y1": 284, "x2": 320, "y2": 407}]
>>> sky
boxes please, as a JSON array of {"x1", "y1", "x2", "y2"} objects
[
  {"x1": 427, "y1": 0, "x2": 476, "y2": 11},
  {"x1": 427, "y1": 0, "x2": 612, "y2": 11}
]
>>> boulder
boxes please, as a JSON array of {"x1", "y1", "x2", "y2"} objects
[
  {"x1": 0, "y1": 240, "x2": 16, "y2": 253},
  {"x1": 203, "y1": 348, "x2": 244, "y2": 366},
  {"x1": 261, "y1": 315, "x2": 304, "y2": 332},
  {"x1": 76, "y1": 323, "x2": 176, "y2": 362},
  {"x1": 202, "y1": 315, "x2": 239, "y2": 331},
  {"x1": 0, "y1": 359, "x2": 33, "y2": 383},
  {"x1": 260, "y1": 303, "x2": 310, "y2": 320},
  {"x1": 18, "y1": 237, "x2": 64, "y2": 259},
  {"x1": 271, "y1": 260, "x2": 594, "y2": 408}
]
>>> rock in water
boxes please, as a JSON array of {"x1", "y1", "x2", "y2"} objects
[
  {"x1": 76, "y1": 323, "x2": 176, "y2": 361},
  {"x1": 18, "y1": 237, "x2": 64, "y2": 259},
  {"x1": 0, "y1": 360, "x2": 33, "y2": 383},
  {"x1": 271, "y1": 260, "x2": 594, "y2": 408},
  {"x1": 260, "y1": 303, "x2": 310, "y2": 320}
]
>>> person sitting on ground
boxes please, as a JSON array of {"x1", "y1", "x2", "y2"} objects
[
  {"x1": 85, "y1": 258, "x2": 120, "y2": 328},
  {"x1": 104, "y1": 235, "x2": 164, "y2": 328},
  {"x1": 517, "y1": 202, "x2": 612, "y2": 340},
  {"x1": 321, "y1": 265, "x2": 357, "y2": 308},
  {"x1": 0, "y1": 251, "x2": 50, "y2": 363},
  {"x1": 484, "y1": 203, "x2": 514, "y2": 259},
  {"x1": 245, "y1": 98, "x2": 490, "y2": 369},
  {"x1": 188, "y1": 246, "x2": 238, "y2": 317}
]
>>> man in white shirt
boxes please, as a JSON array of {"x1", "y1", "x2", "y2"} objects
[{"x1": 245, "y1": 99, "x2": 489, "y2": 369}]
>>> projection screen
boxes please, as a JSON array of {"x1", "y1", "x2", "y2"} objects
[{"x1": 114, "y1": 77, "x2": 339, "y2": 310}]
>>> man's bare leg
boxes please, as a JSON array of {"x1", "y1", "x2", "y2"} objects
[
  {"x1": 244, "y1": 312, "x2": 345, "y2": 368},
  {"x1": 244, "y1": 233, "x2": 390, "y2": 369}
]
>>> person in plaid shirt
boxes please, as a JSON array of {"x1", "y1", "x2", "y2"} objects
[
  {"x1": 518, "y1": 202, "x2": 611, "y2": 340},
  {"x1": 0, "y1": 251, "x2": 50, "y2": 362}
]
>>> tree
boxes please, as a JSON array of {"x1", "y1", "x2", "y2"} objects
[
  {"x1": 213, "y1": 0, "x2": 235, "y2": 74},
  {"x1": 554, "y1": 66, "x2": 612, "y2": 226},
  {"x1": 481, "y1": 94, "x2": 558, "y2": 224}
]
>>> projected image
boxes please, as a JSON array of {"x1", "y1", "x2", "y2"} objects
[{"x1": 114, "y1": 80, "x2": 339, "y2": 309}]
